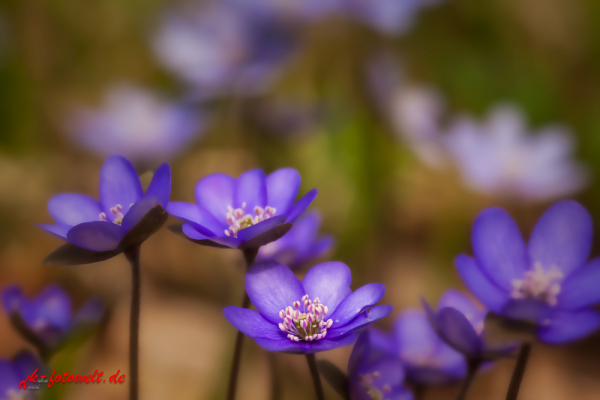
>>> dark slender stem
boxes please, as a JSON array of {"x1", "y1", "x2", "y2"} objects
[
  {"x1": 506, "y1": 343, "x2": 532, "y2": 400},
  {"x1": 124, "y1": 246, "x2": 141, "y2": 400},
  {"x1": 456, "y1": 359, "x2": 482, "y2": 400},
  {"x1": 306, "y1": 354, "x2": 325, "y2": 400},
  {"x1": 226, "y1": 247, "x2": 260, "y2": 400},
  {"x1": 413, "y1": 384, "x2": 426, "y2": 400},
  {"x1": 268, "y1": 352, "x2": 281, "y2": 400}
]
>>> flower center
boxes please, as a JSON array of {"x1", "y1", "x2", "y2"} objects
[
  {"x1": 224, "y1": 202, "x2": 276, "y2": 238},
  {"x1": 99, "y1": 204, "x2": 129, "y2": 225},
  {"x1": 359, "y1": 371, "x2": 392, "y2": 400},
  {"x1": 278, "y1": 295, "x2": 332, "y2": 342},
  {"x1": 511, "y1": 262, "x2": 564, "y2": 306}
]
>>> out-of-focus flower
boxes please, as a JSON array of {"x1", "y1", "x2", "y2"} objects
[
  {"x1": 153, "y1": 1, "x2": 297, "y2": 96},
  {"x1": 224, "y1": 260, "x2": 392, "y2": 353},
  {"x1": 422, "y1": 290, "x2": 515, "y2": 360},
  {"x1": 37, "y1": 154, "x2": 171, "y2": 252},
  {"x1": 230, "y1": 0, "x2": 342, "y2": 21},
  {"x1": 348, "y1": 330, "x2": 413, "y2": 400},
  {"x1": 445, "y1": 106, "x2": 588, "y2": 201},
  {"x1": 168, "y1": 168, "x2": 317, "y2": 249},
  {"x1": 2, "y1": 285, "x2": 103, "y2": 352},
  {"x1": 456, "y1": 200, "x2": 600, "y2": 344},
  {"x1": 67, "y1": 85, "x2": 205, "y2": 166},
  {"x1": 256, "y1": 211, "x2": 334, "y2": 269},
  {"x1": 0, "y1": 351, "x2": 44, "y2": 399},
  {"x1": 382, "y1": 310, "x2": 466, "y2": 386}
]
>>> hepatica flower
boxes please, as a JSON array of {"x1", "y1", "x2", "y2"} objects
[
  {"x1": 37, "y1": 155, "x2": 171, "y2": 254},
  {"x1": 2, "y1": 285, "x2": 104, "y2": 353},
  {"x1": 224, "y1": 260, "x2": 392, "y2": 353},
  {"x1": 0, "y1": 351, "x2": 43, "y2": 400},
  {"x1": 348, "y1": 331, "x2": 413, "y2": 400},
  {"x1": 256, "y1": 211, "x2": 334, "y2": 269},
  {"x1": 168, "y1": 168, "x2": 317, "y2": 249},
  {"x1": 457, "y1": 200, "x2": 600, "y2": 344},
  {"x1": 67, "y1": 85, "x2": 205, "y2": 166}
]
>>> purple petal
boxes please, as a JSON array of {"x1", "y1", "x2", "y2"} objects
[
  {"x1": 472, "y1": 207, "x2": 529, "y2": 291},
  {"x1": 455, "y1": 255, "x2": 509, "y2": 313},
  {"x1": 559, "y1": 258, "x2": 600, "y2": 310},
  {"x1": 329, "y1": 283, "x2": 386, "y2": 326},
  {"x1": 167, "y1": 201, "x2": 222, "y2": 236},
  {"x1": 121, "y1": 195, "x2": 160, "y2": 231},
  {"x1": 286, "y1": 188, "x2": 318, "y2": 223},
  {"x1": 235, "y1": 169, "x2": 267, "y2": 210},
  {"x1": 328, "y1": 305, "x2": 392, "y2": 338},
  {"x1": 438, "y1": 289, "x2": 485, "y2": 331},
  {"x1": 266, "y1": 168, "x2": 301, "y2": 214},
  {"x1": 0, "y1": 360, "x2": 18, "y2": 394},
  {"x1": 145, "y1": 163, "x2": 171, "y2": 208},
  {"x1": 537, "y1": 310, "x2": 600, "y2": 344},
  {"x1": 99, "y1": 154, "x2": 143, "y2": 214},
  {"x1": 501, "y1": 298, "x2": 552, "y2": 324},
  {"x1": 72, "y1": 297, "x2": 104, "y2": 328},
  {"x1": 254, "y1": 333, "x2": 357, "y2": 353},
  {"x1": 528, "y1": 200, "x2": 593, "y2": 277},
  {"x1": 301, "y1": 261, "x2": 352, "y2": 315},
  {"x1": 246, "y1": 260, "x2": 306, "y2": 324},
  {"x1": 66, "y1": 221, "x2": 124, "y2": 251},
  {"x1": 207, "y1": 236, "x2": 243, "y2": 248},
  {"x1": 195, "y1": 173, "x2": 235, "y2": 224},
  {"x1": 180, "y1": 223, "x2": 243, "y2": 247},
  {"x1": 36, "y1": 224, "x2": 71, "y2": 240},
  {"x1": 348, "y1": 330, "x2": 370, "y2": 379},
  {"x1": 436, "y1": 308, "x2": 482, "y2": 356},
  {"x1": 223, "y1": 307, "x2": 284, "y2": 340},
  {"x1": 12, "y1": 351, "x2": 43, "y2": 380},
  {"x1": 47, "y1": 193, "x2": 103, "y2": 225},
  {"x1": 393, "y1": 310, "x2": 442, "y2": 362},
  {"x1": 2, "y1": 286, "x2": 24, "y2": 314},
  {"x1": 237, "y1": 215, "x2": 287, "y2": 242},
  {"x1": 28, "y1": 285, "x2": 72, "y2": 331}
]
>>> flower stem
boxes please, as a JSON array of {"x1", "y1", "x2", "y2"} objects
[
  {"x1": 414, "y1": 385, "x2": 426, "y2": 400},
  {"x1": 306, "y1": 353, "x2": 325, "y2": 400},
  {"x1": 268, "y1": 352, "x2": 281, "y2": 400},
  {"x1": 456, "y1": 359, "x2": 482, "y2": 400},
  {"x1": 124, "y1": 245, "x2": 141, "y2": 400},
  {"x1": 226, "y1": 247, "x2": 259, "y2": 400},
  {"x1": 506, "y1": 343, "x2": 532, "y2": 400}
]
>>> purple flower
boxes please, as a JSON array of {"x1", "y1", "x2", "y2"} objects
[
  {"x1": 422, "y1": 290, "x2": 515, "y2": 360},
  {"x1": 256, "y1": 211, "x2": 334, "y2": 269},
  {"x1": 456, "y1": 200, "x2": 600, "y2": 344},
  {"x1": 348, "y1": 330, "x2": 414, "y2": 400},
  {"x1": 223, "y1": 260, "x2": 392, "y2": 353},
  {"x1": 66, "y1": 85, "x2": 205, "y2": 166},
  {"x1": 37, "y1": 154, "x2": 171, "y2": 253},
  {"x1": 0, "y1": 351, "x2": 44, "y2": 399},
  {"x1": 2, "y1": 285, "x2": 104, "y2": 352},
  {"x1": 168, "y1": 168, "x2": 317, "y2": 249},
  {"x1": 380, "y1": 310, "x2": 466, "y2": 386}
]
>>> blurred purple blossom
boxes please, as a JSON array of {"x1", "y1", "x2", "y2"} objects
[
  {"x1": 0, "y1": 351, "x2": 44, "y2": 399},
  {"x1": 224, "y1": 260, "x2": 392, "y2": 353},
  {"x1": 2, "y1": 285, "x2": 104, "y2": 351},
  {"x1": 66, "y1": 85, "x2": 205, "y2": 166},
  {"x1": 457, "y1": 200, "x2": 600, "y2": 344},
  {"x1": 257, "y1": 211, "x2": 334, "y2": 269}
]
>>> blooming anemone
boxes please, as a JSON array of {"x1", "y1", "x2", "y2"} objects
[
  {"x1": 223, "y1": 260, "x2": 392, "y2": 353},
  {"x1": 256, "y1": 211, "x2": 334, "y2": 269},
  {"x1": 457, "y1": 200, "x2": 600, "y2": 344},
  {"x1": 2, "y1": 285, "x2": 104, "y2": 353},
  {"x1": 36, "y1": 154, "x2": 171, "y2": 254},
  {"x1": 168, "y1": 168, "x2": 317, "y2": 249},
  {"x1": 0, "y1": 351, "x2": 44, "y2": 400},
  {"x1": 348, "y1": 331, "x2": 414, "y2": 400}
]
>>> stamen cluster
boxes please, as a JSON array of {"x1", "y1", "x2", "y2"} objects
[
  {"x1": 224, "y1": 202, "x2": 276, "y2": 237},
  {"x1": 511, "y1": 262, "x2": 564, "y2": 306},
  {"x1": 278, "y1": 295, "x2": 333, "y2": 342},
  {"x1": 358, "y1": 371, "x2": 391, "y2": 400},
  {"x1": 99, "y1": 204, "x2": 125, "y2": 225}
]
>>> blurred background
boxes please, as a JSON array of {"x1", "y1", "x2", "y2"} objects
[{"x1": 1, "y1": 0, "x2": 600, "y2": 399}]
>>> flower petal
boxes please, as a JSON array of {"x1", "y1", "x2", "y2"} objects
[
  {"x1": 328, "y1": 305, "x2": 392, "y2": 338},
  {"x1": 223, "y1": 306, "x2": 284, "y2": 340},
  {"x1": 537, "y1": 310, "x2": 600, "y2": 344},
  {"x1": 235, "y1": 169, "x2": 267, "y2": 210},
  {"x1": 36, "y1": 224, "x2": 71, "y2": 240},
  {"x1": 455, "y1": 255, "x2": 509, "y2": 313},
  {"x1": 472, "y1": 207, "x2": 529, "y2": 291},
  {"x1": 145, "y1": 162, "x2": 171, "y2": 208},
  {"x1": 246, "y1": 260, "x2": 306, "y2": 324},
  {"x1": 266, "y1": 168, "x2": 301, "y2": 215},
  {"x1": 435, "y1": 307, "x2": 482, "y2": 356},
  {"x1": 66, "y1": 221, "x2": 124, "y2": 251},
  {"x1": 559, "y1": 258, "x2": 600, "y2": 310},
  {"x1": 195, "y1": 173, "x2": 235, "y2": 224},
  {"x1": 99, "y1": 154, "x2": 143, "y2": 214},
  {"x1": 29, "y1": 285, "x2": 72, "y2": 331},
  {"x1": 254, "y1": 333, "x2": 357, "y2": 353},
  {"x1": 302, "y1": 261, "x2": 352, "y2": 315},
  {"x1": 501, "y1": 298, "x2": 552, "y2": 324},
  {"x1": 237, "y1": 215, "x2": 287, "y2": 242},
  {"x1": 286, "y1": 188, "x2": 318, "y2": 223},
  {"x1": 528, "y1": 200, "x2": 593, "y2": 277},
  {"x1": 167, "y1": 201, "x2": 222, "y2": 236},
  {"x1": 121, "y1": 195, "x2": 161, "y2": 231},
  {"x1": 47, "y1": 193, "x2": 103, "y2": 225},
  {"x1": 329, "y1": 283, "x2": 386, "y2": 327}
]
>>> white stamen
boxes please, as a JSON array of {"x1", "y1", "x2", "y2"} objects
[{"x1": 511, "y1": 263, "x2": 564, "y2": 306}]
